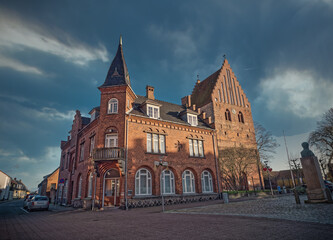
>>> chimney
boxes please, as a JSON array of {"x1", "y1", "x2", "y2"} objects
[
  {"x1": 146, "y1": 85, "x2": 155, "y2": 100},
  {"x1": 197, "y1": 108, "x2": 201, "y2": 114},
  {"x1": 207, "y1": 116, "x2": 212, "y2": 124},
  {"x1": 192, "y1": 104, "x2": 196, "y2": 111},
  {"x1": 181, "y1": 95, "x2": 191, "y2": 107},
  {"x1": 202, "y1": 112, "x2": 206, "y2": 119}
]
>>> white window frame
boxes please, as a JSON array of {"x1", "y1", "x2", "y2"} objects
[
  {"x1": 182, "y1": 170, "x2": 195, "y2": 194},
  {"x1": 108, "y1": 98, "x2": 118, "y2": 114},
  {"x1": 189, "y1": 139, "x2": 204, "y2": 157},
  {"x1": 187, "y1": 114, "x2": 198, "y2": 126},
  {"x1": 201, "y1": 171, "x2": 213, "y2": 193},
  {"x1": 161, "y1": 170, "x2": 175, "y2": 195},
  {"x1": 135, "y1": 168, "x2": 152, "y2": 196},
  {"x1": 88, "y1": 172, "x2": 93, "y2": 197},
  {"x1": 79, "y1": 143, "x2": 85, "y2": 161},
  {"x1": 147, "y1": 133, "x2": 165, "y2": 154},
  {"x1": 147, "y1": 104, "x2": 159, "y2": 119}
]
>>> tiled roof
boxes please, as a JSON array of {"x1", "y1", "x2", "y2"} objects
[
  {"x1": 191, "y1": 69, "x2": 221, "y2": 107},
  {"x1": 100, "y1": 38, "x2": 130, "y2": 87},
  {"x1": 82, "y1": 117, "x2": 91, "y2": 125},
  {"x1": 129, "y1": 95, "x2": 212, "y2": 129}
]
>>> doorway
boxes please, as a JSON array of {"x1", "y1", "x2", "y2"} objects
[{"x1": 103, "y1": 169, "x2": 120, "y2": 207}]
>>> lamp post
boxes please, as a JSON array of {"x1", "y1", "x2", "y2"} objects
[
  {"x1": 263, "y1": 161, "x2": 274, "y2": 196},
  {"x1": 154, "y1": 156, "x2": 168, "y2": 212}
]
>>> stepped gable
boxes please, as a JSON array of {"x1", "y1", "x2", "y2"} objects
[{"x1": 100, "y1": 36, "x2": 131, "y2": 87}]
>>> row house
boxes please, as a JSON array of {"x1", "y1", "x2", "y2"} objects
[{"x1": 57, "y1": 37, "x2": 259, "y2": 209}]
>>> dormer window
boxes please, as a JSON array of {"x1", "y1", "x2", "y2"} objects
[
  {"x1": 108, "y1": 98, "x2": 118, "y2": 114},
  {"x1": 187, "y1": 114, "x2": 198, "y2": 126},
  {"x1": 147, "y1": 105, "x2": 159, "y2": 119}
]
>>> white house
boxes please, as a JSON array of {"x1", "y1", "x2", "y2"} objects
[{"x1": 0, "y1": 170, "x2": 11, "y2": 200}]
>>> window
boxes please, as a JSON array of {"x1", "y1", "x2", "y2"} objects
[
  {"x1": 201, "y1": 171, "x2": 213, "y2": 193},
  {"x1": 238, "y1": 111, "x2": 244, "y2": 123},
  {"x1": 227, "y1": 69, "x2": 235, "y2": 105},
  {"x1": 87, "y1": 172, "x2": 93, "y2": 197},
  {"x1": 135, "y1": 168, "x2": 152, "y2": 195},
  {"x1": 187, "y1": 114, "x2": 198, "y2": 126},
  {"x1": 233, "y1": 78, "x2": 239, "y2": 106},
  {"x1": 108, "y1": 98, "x2": 118, "y2": 114},
  {"x1": 224, "y1": 76, "x2": 229, "y2": 104},
  {"x1": 147, "y1": 105, "x2": 159, "y2": 119},
  {"x1": 89, "y1": 136, "x2": 95, "y2": 156},
  {"x1": 189, "y1": 139, "x2": 204, "y2": 157},
  {"x1": 225, "y1": 109, "x2": 231, "y2": 121},
  {"x1": 221, "y1": 83, "x2": 226, "y2": 103},
  {"x1": 182, "y1": 170, "x2": 195, "y2": 193},
  {"x1": 79, "y1": 143, "x2": 84, "y2": 161},
  {"x1": 77, "y1": 175, "x2": 82, "y2": 198},
  {"x1": 147, "y1": 133, "x2": 165, "y2": 154},
  {"x1": 218, "y1": 89, "x2": 222, "y2": 102},
  {"x1": 105, "y1": 134, "x2": 118, "y2": 147},
  {"x1": 161, "y1": 170, "x2": 175, "y2": 194}
]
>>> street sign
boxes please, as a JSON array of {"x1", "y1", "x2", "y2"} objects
[
  {"x1": 263, "y1": 167, "x2": 267, "y2": 171},
  {"x1": 59, "y1": 178, "x2": 65, "y2": 184}
]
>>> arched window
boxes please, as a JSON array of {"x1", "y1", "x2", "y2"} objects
[
  {"x1": 201, "y1": 171, "x2": 213, "y2": 193},
  {"x1": 238, "y1": 111, "x2": 244, "y2": 123},
  {"x1": 161, "y1": 170, "x2": 175, "y2": 194},
  {"x1": 87, "y1": 172, "x2": 93, "y2": 197},
  {"x1": 108, "y1": 98, "x2": 118, "y2": 114},
  {"x1": 225, "y1": 109, "x2": 231, "y2": 121},
  {"x1": 182, "y1": 170, "x2": 195, "y2": 194},
  {"x1": 77, "y1": 175, "x2": 82, "y2": 198},
  {"x1": 135, "y1": 168, "x2": 152, "y2": 195}
]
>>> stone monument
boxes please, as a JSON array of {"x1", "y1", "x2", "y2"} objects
[{"x1": 300, "y1": 142, "x2": 327, "y2": 203}]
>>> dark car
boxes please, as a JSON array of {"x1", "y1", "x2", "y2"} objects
[
  {"x1": 27, "y1": 195, "x2": 49, "y2": 211},
  {"x1": 324, "y1": 180, "x2": 333, "y2": 192}
]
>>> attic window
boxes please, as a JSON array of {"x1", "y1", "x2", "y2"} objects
[
  {"x1": 187, "y1": 114, "x2": 198, "y2": 126},
  {"x1": 147, "y1": 105, "x2": 159, "y2": 119}
]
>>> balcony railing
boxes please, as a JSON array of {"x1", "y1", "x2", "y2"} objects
[{"x1": 92, "y1": 147, "x2": 125, "y2": 161}]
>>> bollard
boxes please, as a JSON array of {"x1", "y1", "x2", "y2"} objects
[
  {"x1": 223, "y1": 193, "x2": 229, "y2": 204},
  {"x1": 293, "y1": 189, "x2": 301, "y2": 204}
]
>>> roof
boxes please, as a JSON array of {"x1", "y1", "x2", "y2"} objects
[
  {"x1": 100, "y1": 36, "x2": 131, "y2": 87},
  {"x1": 89, "y1": 106, "x2": 100, "y2": 114},
  {"x1": 129, "y1": 95, "x2": 212, "y2": 129},
  {"x1": 191, "y1": 68, "x2": 221, "y2": 107},
  {"x1": 81, "y1": 117, "x2": 91, "y2": 125}
]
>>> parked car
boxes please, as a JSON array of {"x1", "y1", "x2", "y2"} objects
[
  {"x1": 23, "y1": 194, "x2": 35, "y2": 209},
  {"x1": 324, "y1": 180, "x2": 333, "y2": 192},
  {"x1": 27, "y1": 195, "x2": 49, "y2": 211}
]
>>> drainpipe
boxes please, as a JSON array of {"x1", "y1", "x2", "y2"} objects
[
  {"x1": 212, "y1": 133, "x2": 221, "y2": 198},
  {"x1": 125, "y1": 117, "x2": 129, "y2": 210}
]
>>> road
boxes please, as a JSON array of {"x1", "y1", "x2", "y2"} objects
[{"x1": 1, "y1": 198, "x2": 332, "y2": 240}]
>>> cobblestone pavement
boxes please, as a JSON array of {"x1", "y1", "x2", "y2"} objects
[{"x1": 168, "y1": 194, "x2": 333, "y2": 225}]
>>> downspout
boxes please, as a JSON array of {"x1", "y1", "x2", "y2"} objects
[
  {"x1": 212, "y1": 132, "x2": 221, "y2": 198},
  {"x1": 125, "y1": 116, "x2": 129, "y2": 210}
]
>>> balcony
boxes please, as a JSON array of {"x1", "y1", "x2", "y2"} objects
[{"x1": 92, "y1": 147, "x2": 125, "y2": 161}]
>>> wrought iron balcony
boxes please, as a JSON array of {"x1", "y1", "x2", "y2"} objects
[{"x1": 92, "y1": 147, "x2": 125, "y2": 161}]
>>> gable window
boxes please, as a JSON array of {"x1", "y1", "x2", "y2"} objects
[
  {"x1": 108, "y1": 98, "x2": 118, "y2": 114},
  {"x1": 238, "y1": 111, "x2": 244, "y2": 123},
  {"x1": 189, "y1": 139, "x2": 204, "y2": 157},
  {"x1": 225, "y1": 109, "x2": 231, "y2": 121},
  {"x1": 135, "y1": 168, "x2": 152, "y2": 195},
  {"x1": 182, "y1": 170, "x2": 195, "y2": 194},
  {"x1": 147, "y1": 105, "x2": 159, "y2": 119},
  {"x1": 147, "y1": 133, "x2": 165, "y2": 154},
  {"x1": 187, "y1": 114, "x2": 198, "y2": 126},
  {"x1": 201, "y1": 171, "x2": 213, "y2": 193},
  {"x1": 161, "y1": 170, "x2": 175, "y2": 194}
]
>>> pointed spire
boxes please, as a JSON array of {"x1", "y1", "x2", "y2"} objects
[{"x1": 100, "y1": 36, "x2": 130, "y2": 87}]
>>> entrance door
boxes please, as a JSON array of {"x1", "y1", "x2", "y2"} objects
[{"x1": 105, "y1": 178, "x2": 120, "y2": 206}]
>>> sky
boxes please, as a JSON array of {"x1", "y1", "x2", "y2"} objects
[{"x1": 0, "y1": 0, "x2": 332, "y2": 191}]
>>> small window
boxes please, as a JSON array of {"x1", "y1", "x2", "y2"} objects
[
  {"x1": 108, "y1": 98, "x2": 118, "y2": 114},
  {"x1": 147, "y1": 105, "x2": 159, "y2": 119},
  {"x1": 238, "y1": 111, "x2": 244, "y2": 123},
  {"x1": 225, "y1": 109, "x2": 231, "y2": 121},
  {"x1": 187, "y1": 114, "x2": 198, "y2": 126},
  {"x1": 135, "y1": 168, "x2": 152, "y2": 195},
  {"x1": 182, "y1": 170, "x2": 195, "y2": 194}
]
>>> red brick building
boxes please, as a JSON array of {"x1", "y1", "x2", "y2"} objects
[{"x1": 57, "y1": 38, "x2": 259, "y2": 209}]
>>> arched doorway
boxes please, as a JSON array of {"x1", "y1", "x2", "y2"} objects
[{"x1": 102, "y1": 169, "x2": 120, "y2": 207}]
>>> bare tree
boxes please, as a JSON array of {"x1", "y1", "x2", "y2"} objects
[
  {"x1": 308, "y1": 108, "x2": 333, "y2": 179},
  {"x1": 219, "y1": 146, "x2": 257, "y2": 191},
  {"x1": 289, "y1": 153, "x2": 301, "y2": 186},
  {"x1": 254, "y1": 123, "x2": 279, "y2": 189}
]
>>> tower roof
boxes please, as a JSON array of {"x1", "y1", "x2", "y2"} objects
[{"x1": 100, "y1": 36, "x2": 131, "y2": 87}]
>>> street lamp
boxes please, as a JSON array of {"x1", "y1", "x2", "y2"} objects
[
  {"x1": 154, "y1": 156, "x2": 168, "y2": 212},
  {"x1": 263, "y1": 161, "x2": 274, "y2": 196}
]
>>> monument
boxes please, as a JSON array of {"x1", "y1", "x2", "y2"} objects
[{"x1": 300, "y1": 142, "x2": 329, "y2": 203}]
